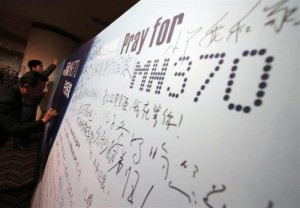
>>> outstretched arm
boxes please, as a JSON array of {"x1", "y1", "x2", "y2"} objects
[{"x1": 42, "y1": 58, "x2": 58, "y2": 77}]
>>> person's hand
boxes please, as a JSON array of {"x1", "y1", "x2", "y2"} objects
[
  {"x1": 52, "y1": 58, "x2": 59, "y2": 65},
  {"x1": 41, "y1": 108, "x2": 58, "y2": 123}
]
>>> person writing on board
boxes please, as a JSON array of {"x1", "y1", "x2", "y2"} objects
[
  {"x1": 0, "y1": 71, "x2": 58, "y2": 148},
  {"x1": 27, "y1": 58, "x2": 58, "y2": 77},
  {"x1": 14, "y1": 59, "x2": 58, "y2": 149}
]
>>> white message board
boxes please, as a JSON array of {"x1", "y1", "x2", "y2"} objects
[{"x1": 34, "y1": 1, "x2": 299, "y2": 207}]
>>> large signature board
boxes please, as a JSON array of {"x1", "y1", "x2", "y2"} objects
[{"x1": 33, "y1": 1, "x2": 299, "y2": 207}]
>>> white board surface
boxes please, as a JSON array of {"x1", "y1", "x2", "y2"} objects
[{"x1": 34, "y1": 1, "x2": 300, "y2": 207}]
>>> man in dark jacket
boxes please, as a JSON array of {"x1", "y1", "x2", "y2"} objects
[
  {"x1": 0, "y1": 71, "x2": 58, "y2": 147},
  {"x1": 14, "y1": 59, "x2": 58, "y2": 149},
  {"x1": 20, "y1": 59, "x2": 58, "y2": 124}
]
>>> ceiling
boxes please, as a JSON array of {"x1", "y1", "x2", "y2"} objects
[{"x1": 0, "y1": 0, "x2": 139, "y2": 55}]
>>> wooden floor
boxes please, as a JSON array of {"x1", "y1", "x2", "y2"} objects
[{"x1": 0, "y1": 138, "x2": 39, "y2": 208}]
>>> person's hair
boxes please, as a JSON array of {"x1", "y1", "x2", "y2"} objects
[
  {"x1": 18, "y1": 71, "x2": 48, "y2": 87},
  {"x1": 28, "y1": 60, "x2": 42, "y2": 71}
]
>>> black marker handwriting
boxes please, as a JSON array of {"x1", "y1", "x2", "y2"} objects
[
  {"x1": 184, "y1": 27, "x2": 202, "y2": 57},
  {"x1": 153, "y1": 104, "x2": 162, "y2": 128},
  {"x1": 203, "y1": 184, "x2": 227, "y2": 208},
  {"x1": 181, "y1": 160, "x2": 187, "y2": 169},
  {"x1": 83, "y1": 187, "x2": 93, "y2": 208},
  {"x1": 168, "y1": 181, "x2": 191, "y2": 203},
  {"x1": 141, "y1": 185, "x2": 154, "y2": 208},
  {"x1": 116, "y1": 120, "x2": 130, "y2": 134},
  {"x1": 97, "y1": 170, "x2": 106, "y2": 192},
  {"x1": 107, "y1": 150, "x2": 126, "y2": 174},
  {"x1": 193, "y1": 165, "x2": 199, "y2": 178},
  {"x1": 161, "y1": 155, "x2": 169, "y2": 180},
  {"x1": 122, "y1": 167, "x2": 132, "y2": 199},
  {"x1": 141, "y1": 101, "x2": 150, "y2": 120},
  {"x1": 95, "y1": 126, "x2": 109, "y2": 154},
  {"x1": 164, "y1": 31, "x2": 181, "y2": 55},
  {"x1": 106, "y1": 132, "x2": 124, "y2": 164},
  {"x1": 161, "y1": 142, "x2": 168, "y2": 153},
  {"x1": 149, "y1": 146, "x2": 158, "y2": 159},
  {"x1": 131, "y1": 134, "x2": 144, "y2": 164},
  {"x1": 200, "y1": 12, "x2": 228, "y2": 47},
  {"x1": 120, "y1": 55, "x2": 134, "y2": 79},
  {"x1": 263, "y1": 0, "x2": 299, "y2": 32},
  {"x1": 122, "y1": 167, "x2": 140, "y2": 205},
  {"x1": 160, "y1": 142, "x2": 169, "y2": 180},
  {"x1": 127, "y1": 170, "x2": 139, "y2": 204},
  {"x1": 227, "y1": 1, "x2": 261, "y2": 43},
  {"x1": 163, "y1": 109, "x2": 177, "y2": 130}
]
